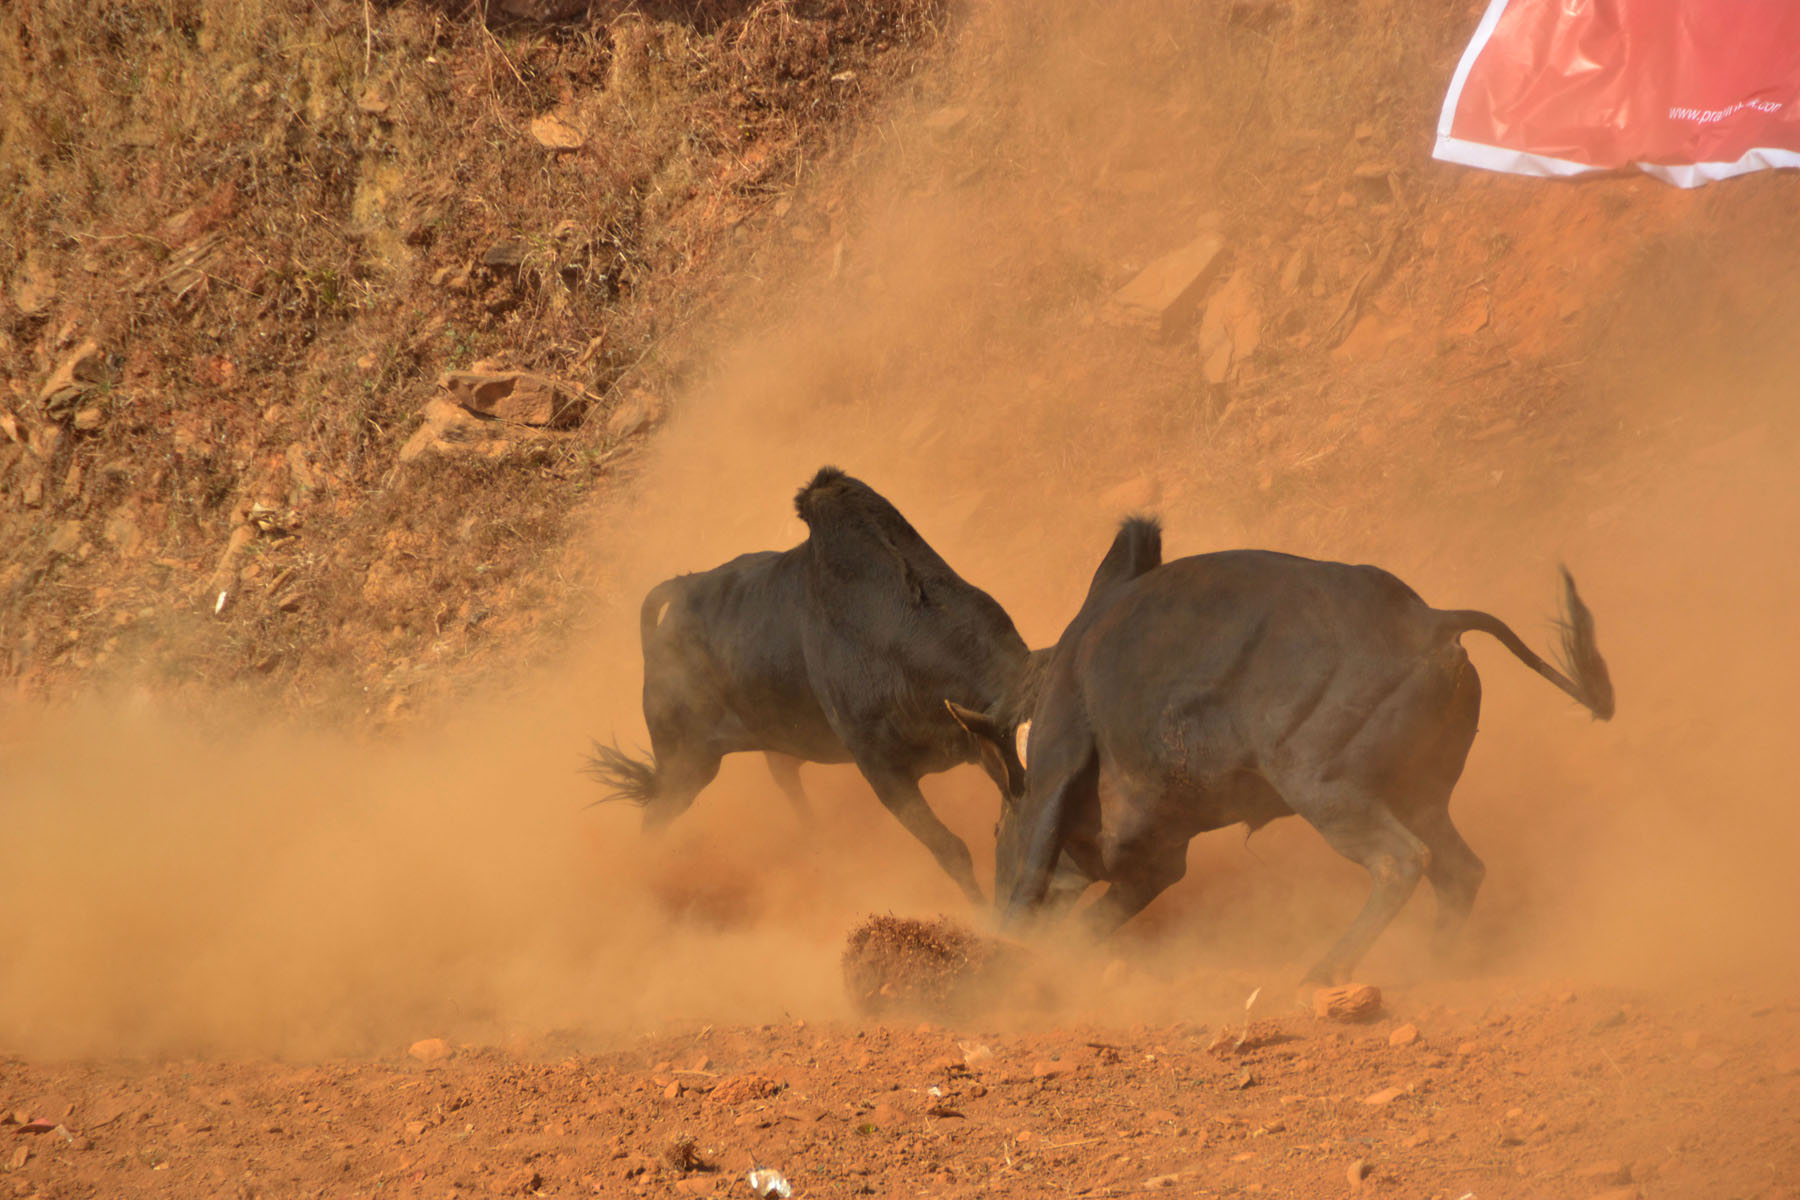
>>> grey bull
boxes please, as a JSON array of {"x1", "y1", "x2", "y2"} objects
[
  {"x1": 587, "y1": 467, "x2": 1037, "y2": 903},
  {"x1": 961, "y1": 517, "x2": 1614, "y2": 984}
]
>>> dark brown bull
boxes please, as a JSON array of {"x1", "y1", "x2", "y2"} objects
[
  {"x1": 963, "y1": 517, "x2": 1614, "y2": 984},
  {"x1": 587, "y1": 467, "x2": 1036, "y2": 903}
]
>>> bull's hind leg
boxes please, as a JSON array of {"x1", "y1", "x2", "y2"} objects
[
  {"x1": 1402, "y1": 806, "x2": 1486, "y2": 958},
  {"x1": 764, "y1": 752, "x2": 812, "y2": 820},
  {"x1": 1391, "y1": 660, "x2": 1485, "y2": 960},
  {"x1": 641, "y1": 744, "x2": 723, "y2": 833},
  {"x1": 1302, "y1": 794, "x2": 1432, "y2": 985},
  {"x1": 859, "y1": 765, "x2": 984, "y2": 905}
]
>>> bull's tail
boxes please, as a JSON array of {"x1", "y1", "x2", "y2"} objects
[
  {"x1": 1438, "y1": 567, "x2": 1615, "y2": 720},
  {"x1": 583, "y1": 739, "x2": 659, "y2": 807}
]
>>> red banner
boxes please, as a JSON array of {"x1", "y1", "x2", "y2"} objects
[{"x1": 1435, "y1": 0, "x2": 1800, "y2": 187}]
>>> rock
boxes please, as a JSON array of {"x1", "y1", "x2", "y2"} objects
[
  {"x1": 1279, "y1": 245, "x2": 1313, "y2": 294},
  {"x1": 1104, "y1": 233, "x2": 1228, "y2": 337},
  {"x1": 1447, "y1": 291, "x2": 1490, "y2": 336},
  {"x1": 39, "y1": 337, "x2": 104, "y2": 415},
  {"x1": 961, "y1": 1043, "x2": 994, "y2": 1071},
  {"x1": 1363, "y1": 1086, "x2": 1403, "y2": 1107},
  {"x1": 1388, "y1": 1023, "x2": 1420, "y2": 1047},
  {"x1": 483, "y1": 241, "x2": 528, "y2": 270},
  {"x1": 604, "y1": 390, "x2": 666, "y2": 440},
  {"x1": 408, "y1": 1038, "x2": 452, "y2": 1063},
  {"x1": 73, "y1": 405, "x2": 104, "y2": 431},
  {"x1": 530, "y1": 112, "x2": 585, "y2": 150},
  {"x1": 400, "y1": 398, "x2": 531, "y2": 463},
  {"x1": 103, "y1": 509, "x2": 141, "y2": 557},
  {"x1": 1099, "y1": 475, "x2": 1160, "y2": 513},
  {"x1": 1143, "y1": 1173, "x2": 1182, "y2": 1189},
  {"x1": 708, "y1": 1075, "x2": 780, "y2": 1106},
  {"x1": 47, "y1": 519, "x2": 83, "y2": 557},
  {"x1": 9, "y1": 1144, "x2": 28, "y2": 1170},
  {"x1": 1575, "y1": 1161, "x2": 1633, "y2": 1186},
  {"x1": 357, "y1": 84, "x2": 389, "y2": 115},
  {"x1": 662, "y1": 1081, "x2": 683, "y2": 1100},
  {"x1": 1198, "y1": 269, "x2": 1262, "y2": 383},
  {"x1": 923, "y1": 105, "x2": 970, "y2": 132},
  {"x1": 1313, "y1": 983, "x2": 1383, "y2": 1022},
  {"x1": 1346, "y1": 1158, "x2": 1370, "y2": 1189},
  {"x1": 1032, "y1": 1060, "x2": 1068, "y2": 1080},
  {"x1": 440, "y1": 369, "x2": 587, "y2": 428},
  {"x1": 11, "y1": 254, "x2": 54, "y2": 318}
]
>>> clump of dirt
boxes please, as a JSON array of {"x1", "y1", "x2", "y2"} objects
[{"x1": 841, "y1": 914, "x2": 1026, "y2": 1018}]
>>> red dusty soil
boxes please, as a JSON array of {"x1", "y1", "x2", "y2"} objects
[{"x1": 4, "y1": 981, "x2": 1796, "y2": 1199}]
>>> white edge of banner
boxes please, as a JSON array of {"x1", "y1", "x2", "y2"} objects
[
  {"x1": 1435, "y1": 0, "x2": 1516, "y2": 141},
  {"x1": 1433, "y1": 135, "x2": 1598, "y2": 178},
  {"x1": 1638, "y1": 147, "x2": 1800, "y2": 188},
  {"x1": 1436, "y1": 135, "x2": 1800, "y2": 188}
]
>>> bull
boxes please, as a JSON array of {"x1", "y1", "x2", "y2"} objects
[
  {"x1": 587, "y1": 467, "x2": 1036, "y2": 903},
  {"x1": 959, "y1": 517, "x2": 1614, "y2": 984}
]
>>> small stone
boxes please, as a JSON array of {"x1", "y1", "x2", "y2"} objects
[
  {"x1": 1103, "y1": 233, "x2": 1228, "y2": 337},
  {"x1": 922, "y1": 106, "x2": 969, "y2": 132},
  {"x1": 440, "y1": 369, "x2": 586, "y2": 428},
  {"x1": 1456, "y1": 1040, "x2": 1479, "y2": 1055},
  {"x1": 1032, "y1": 1060, "x2": 1067, "y2": 1080},
  {"x1": 1279, "y1": 245, "x2": 1313, "y2": 294},
  {"x1": 663, "y1": 1081, "x2": 683, "y2": 1100},
  {"x1": 961, "y1": 1043, "x2": 994, "y2": 1071},
  {"x1": 408, "y1": 1038, "x2": 452, "y2": 1063},
  {"x1": 529, "y1": 113, "x2": 585, "y2": 150},
  {"x1": 47, "y1": 519, "x2": 82, "y2": 557},
  {"x1": 10, "y1": 1144, "x2": 29, "y2": 1169},
  {"x1": 404, "y1": 1120, "x2": 427, "y2": 1138},
  {"x1": 73, "y1": 405, "x2": 104, "y2": 431},
  {"x1": 1362, "y1": 1087, "x2": 1403, "y2": 1107},
  {"x1": 604, "y1": 390, "x2": 664, "y2": 439},
  {"x1": 1313, "y1": 983, "x2": 1383, "y2": 1023},
  {"x1": 1099, "y1": 476, "x2": 1160, "y2": 514},
  {"x1": 1346, "y1": 1158, "x2": 1370, "y2": 1189},
  {"x1": 1575, "y1": 1161, "x2": 1632, "y2": 1186},
  {"x1": 1143, "y1": 1173, "x2": 1181, "y2": 1189},
  {"x1": 1388, "y1": 1023, "x2": 1419, "y2": 1047}
]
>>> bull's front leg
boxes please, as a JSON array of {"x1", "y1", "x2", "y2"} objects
[{"x1": 857, "y1": 763, "x2": 985, "y2": 905}]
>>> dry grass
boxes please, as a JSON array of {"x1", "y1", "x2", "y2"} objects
[{"x1": 0, "y1": 0, "x2": 946, "y2": 712}]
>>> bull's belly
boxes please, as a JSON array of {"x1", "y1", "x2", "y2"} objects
[{"x1": 1085, "y1": 766, "x2": 1292, "y2": 874}]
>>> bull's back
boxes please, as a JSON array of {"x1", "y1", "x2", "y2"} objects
[{"x1": 1078, "y1": 551, "x2": 1449, "y2": 774}]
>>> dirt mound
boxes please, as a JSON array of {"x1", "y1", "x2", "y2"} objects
[{"x1": 841, "y1": 915, "x2": 1027, "y2": 1018}]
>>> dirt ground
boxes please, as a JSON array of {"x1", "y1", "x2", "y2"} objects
[
  {"x1": 7, "y1": 0, "x2": 1800, "y2": 1197},
  {"x1": 5, "y1": 978, "x2": 1798, "y2": 1198}
]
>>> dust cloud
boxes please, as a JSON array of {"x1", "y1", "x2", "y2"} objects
[{"x1": 6, "y1": 0, "x2": 1800, "y2": 1057}]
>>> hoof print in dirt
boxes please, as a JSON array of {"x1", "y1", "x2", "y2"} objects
[{"x1": 841, "y1": 915, "x2": 1026, "y2": 1019}]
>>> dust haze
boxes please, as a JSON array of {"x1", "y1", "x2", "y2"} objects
[{"x1": 6, "y1": 0, "x2": 1799, "y2": 1057}]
